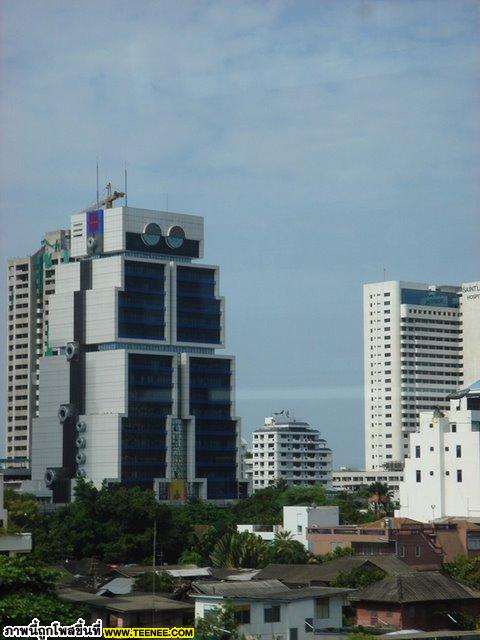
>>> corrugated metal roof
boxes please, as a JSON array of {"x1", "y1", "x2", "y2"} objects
[
  {"x1": 96, "y1": 577, "x2": 133, "y2": 596},
  {"x1": 191, "y1": 580, "x2": 351, "y2": 601},
  {"x1": 255, "y1": 557, "x2": 415, "y2": 584},
  {"x1": 192, "y1": 579, "x2": 289, "y2": 597},
  {"x1": 59, "y1": 588, "x2": 194, "y2": 612},
  {"x1": 350, "y1": 571, "x2": 480, "y2": 603}
]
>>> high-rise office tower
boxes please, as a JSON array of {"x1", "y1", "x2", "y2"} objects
[
  {"x1": 364, "y1": 280, "x2": 480, "y2": 471},
  {"x1": 6, "y1": 231, "x2": 70, "y2": 466},
  {"x1": 29, "y1": 203, "x2": 247, "y2": 503}
]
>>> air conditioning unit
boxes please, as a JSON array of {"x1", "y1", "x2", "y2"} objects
[
  {"x1": 65, "y1": 341, "x2": 80, "y2": 361},
  {"x1": 76, "y1": 436, "x2": 87, "y2": 449},
  {"x1": 76, "y1": 421, "x2": 87, "y2": 433},
  {"x1": 58, "y1": 404, "x2": 76, "y2": 424},
  {"x1": 76, "y1": 452, "x2": 86, "y2": 465}
]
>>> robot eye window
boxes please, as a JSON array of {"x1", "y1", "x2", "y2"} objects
[
  {"x1": 142, "y1": 222, "x2": 162, "y2": 247},
  {"x1": 166, "y1": 225, "x2": 185, "y2": 249}
]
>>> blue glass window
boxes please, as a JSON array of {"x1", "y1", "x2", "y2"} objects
[
  {"x1": 121, "y1": 354, "x2": 173, "y2": 485},
  {"x1": 189, "y1": 357, "x2": 237, "y2": 499},
  {"x1": 177, "y1": 267, "x2": 221, "y2": 344},
  {"x1": 401, "y1": 288, "x2": 459, "y2": 308},
  {"x1": 119, "y1": 261, "x2": 165, "y2": 340}
]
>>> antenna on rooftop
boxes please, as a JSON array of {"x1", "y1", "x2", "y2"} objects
[
  {"x1": 124, "y1": 163, "x2": 128, "y2": 207},
  {"x1": 96, "y1": 161, "x2": 99, "y2": 208}
]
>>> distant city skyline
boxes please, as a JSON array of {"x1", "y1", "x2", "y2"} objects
[{"x1": 1, "y1": 0, "x2": 479, "y2": 468}]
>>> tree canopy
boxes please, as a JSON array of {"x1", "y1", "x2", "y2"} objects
[
  {"x1": 0, "y1": 555, "x2": 85, "y2": 626},
  {"x1": 444, "y1": 555, "x2": 480, "y2": 589},
  {"x1": 6, "y1": 479, "x2": 375, "y2": 566},
  {"x1": 195, "y1": 602, "x2": 246, "y2": 640}
]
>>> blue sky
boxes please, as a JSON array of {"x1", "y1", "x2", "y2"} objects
[{"x1": 1, "y1": 0, "x2": 479, "y2": 467}]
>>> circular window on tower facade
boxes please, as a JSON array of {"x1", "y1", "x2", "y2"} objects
[
  {"x1": 142, "y1": 222, "x2": 162, "y2": 246},
  {"x1": 166, "y1": 226, "x2": 185, "y2": 249}
]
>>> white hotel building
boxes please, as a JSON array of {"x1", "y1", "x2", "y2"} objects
[
  {"x1": 364, "y1": 280, "x2": 480, "y2": 470},
  {"x1": 251, "y1": 415, "x2": 332, "y2": 490}
]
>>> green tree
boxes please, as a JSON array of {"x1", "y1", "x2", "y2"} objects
[
  {"x1": 133, "y1": 570, "x2": 177, "y2": 593},
  {"x1": 195, "y1": 602, "x2": 246, "y2": 640},
  {"x1": 229, "y1": 485, "x2": 285, "y2": 526},
  {"x1": 314, "y1": 546, "x2": 355, "y2": 564},
  {"x1": 210, "y1": 531, "x2": 267, "y2": 568},
  {"x1": 444, "y1": 555, "x2": 480, "y2": 589},
  {"x1": 348, "y1": 634, "x2": 377, "y2": 640},
  {"x1": 365, "y1": 482, "x2": 393, "y2": 517},
  {"x1": 266, "y1": 530, "x2": 309, "y2": 564},
  {"x1": 279, "y1": 486, "x2": 328, "y2": 508},
  {"x1": 178, "y1": 548, "x2": 205, "y2": 566},
  {"x1": 332, "y1": 565, "x2": 386, "y2": 589},
  {"x1": 32, "y1": 480, "x2": 189, "y2": 565},
  {"x1": 4, "y1": 489, "x2": 41, "y2": 532},
  {"x1": 0, "y1": 555, "x2": 85, "y2": 625}
]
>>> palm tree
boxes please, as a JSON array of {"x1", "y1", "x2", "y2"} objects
[
  {"x1": 366, "y1": 482, "x2": 393, "y2": 517},
  {"x1": 267, "y1": 530, "x2": 309, "y2": 564},
  {"x1": 210, "y1": 531, "x2": 267, "y2": 568}
]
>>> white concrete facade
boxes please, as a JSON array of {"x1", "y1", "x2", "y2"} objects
[
  {"x1": 461, "y1": 281, "x2": 480, "y2": 386},
  {"x1": 252, "y1": 416, "x2": 332, "y2": 490},
  {"x1": 194, "y1": 591, "x2": 346, "y2": 639},
  {"x1": 6, "y1": 230, "x2": 70, "y2": 465},
  {"x1": 282, "y1": 506, "x2": 339, "y2": 550},
  {"x1": 397, "y1": 381, "x2": 480, "y2": 521},
  {"x1": 331, "y1": 469, "x2": 404, "y2": 501},
  {"x1": 238, "y1": 506, "x2": 340, "y2": 551},
  {"x1": 364, "y1": 281, "x2": 463, "y2": 470}
]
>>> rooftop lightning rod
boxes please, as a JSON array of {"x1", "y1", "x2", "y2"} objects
[
  {"x1": 124, "y1": 162, "x2": 128, "y2": 207},
  {"x1": 96, "y1": 161, "x2": 99, "y2": 208}
]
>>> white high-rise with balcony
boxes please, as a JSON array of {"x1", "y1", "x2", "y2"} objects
[
  {"x1": 251, "y1": 414, "x2": 332, "y2": 490},
  {"x1": 6, "y1": 231, "x2": 71, "y2": 467},
  {"x1": 364, "y1": 280, "x2": 480, "y2": 471}
]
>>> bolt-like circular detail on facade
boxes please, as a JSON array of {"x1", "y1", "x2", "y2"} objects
[
  {"x1": 76, "y1": 436, "x2": 87, "y2": 449},
  {"x1": 141, "y1": 222, "x2": 162, "y2": 247},
  {"x1": 44, "y1": 468, "x2": 57, "y2": 487},
  {"x1": 76, "y1": 452, "x2": 86, "y2": 465}
]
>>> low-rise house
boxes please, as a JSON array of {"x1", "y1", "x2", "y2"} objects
[
  {"x1": 307, "y1": 517, "x2": 443, "y2": 569},
  {"x1": 254, "y1": 556, "x2": 415, "y2": 587},
  {"x1": 238, "y1": 505, "x2": 340, "y2": 551},
  {"x1": 191, "y1": 578, "x2": 351, "y2": 639},
  {"x1": 432, "y1": 519, "x2": 480, "y2": 562},
  {"x1": 350, "y1": 572, "x2": 480, "y2": 632},
  {"x1": 59, "y1": 588, "x2": 194, "y2": 628}
]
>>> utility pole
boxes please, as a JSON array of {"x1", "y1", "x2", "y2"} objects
[{"x1": 152, "y1": 519, "x2": 157, "y2": 625}]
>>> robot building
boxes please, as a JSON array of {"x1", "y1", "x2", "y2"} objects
[{"x1": 30, "y1": 198, "x2": 247, "y2": 503}]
